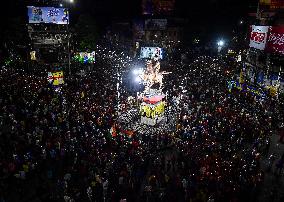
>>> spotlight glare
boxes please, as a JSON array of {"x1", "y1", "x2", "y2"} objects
[
  {"x1": 217, "y1": 40, "x2": 224, "y2": 47},
  {"x1": 133, "y1": 69, "x2": 143, "y2": 75},
  {"x1": 135, "y1": 76, "x2": 141, "y2": 83}
]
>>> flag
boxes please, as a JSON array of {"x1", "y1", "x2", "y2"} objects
[
  {"x1": 239, "y1": 70, "x2": 245, "y2": 84},
  {"x1": 120, "y1": 129, "x2": 134, "y2": 138},
  {"x1": 110, "y1": 124, "x2": 117, "y2": 137}
]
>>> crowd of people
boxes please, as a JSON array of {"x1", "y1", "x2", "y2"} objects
[
  {"x1": 141, "y1": 55, "x2": 284, "y2": 201},
  {"x1": 0, "y1": 42, "x2": 284, "y2": 202}
]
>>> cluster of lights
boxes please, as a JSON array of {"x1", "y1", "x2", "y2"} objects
[{"x1": 217, "y1": 40, "x2": 224, "y2": 47}]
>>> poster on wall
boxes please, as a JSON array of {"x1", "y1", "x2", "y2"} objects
[
  {"x1": 140, "y1": 47, "x2": 163, "y2": 59},
  {"x1": 28, "y1": 6, "x2": 69, "y2": 24},
  {"x1": 260, "y1": 0, "x2": 284, "y2": 9},
  {"x1": 249, "y1": 25, "x2": 269, "y2": 50},
  {"x1": 266, "y1": 26, "x2": 284, "y2": 55}
]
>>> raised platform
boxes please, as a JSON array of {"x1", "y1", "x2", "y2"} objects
[
  {"x1": 140, "y1": 114, "x2": 164, "y2": 126},
  {"x1": 116, "y1": 104, "x2": 177, "y2": 135}
]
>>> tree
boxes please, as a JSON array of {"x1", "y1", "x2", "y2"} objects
[
  {"x1": 74, "y1": 14, "x2": 99, "y2": 51},
  {"x1": 1, "y1": 17, "x2": 30, "y2": 65}
]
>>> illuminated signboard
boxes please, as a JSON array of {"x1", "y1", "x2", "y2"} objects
[
  {"x1": 266, "y1": 26, "x2": 284, "y2": 55},
  {"x1": 28, "y1": 6, "x2": 69, "y2": 24},
  {"x1": 140, "y1": 47, "x2": 163, "y2": 59},
  {"x1": 73, "y1": 52, "x2": 96, "y2": 64},
  {"x1": 249, "y1": 25, "x2": 269, "y2": 50}
]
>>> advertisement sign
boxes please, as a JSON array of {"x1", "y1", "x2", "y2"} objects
[
  {"x1": 73, "y1": 52, "x2": 96, "y2": 64},
  {"x1": 271, "y1": 0, "x2": 284, "y2": 9},
  {"x1": 28, "y1": 6, "x2": 69, "y2": 24},
  {"x1": 260, "y1": 0, "x2": 271, "y2": 6},
  {"x1": 266, "y1": 26, "x2": 284, "y2": 55},
  {"x1": 140, "y1": 47, "x2": 163, "y2": 59},
  {"x1": 30, "y1": 51, "x2": 36, "y2": 61},
  {"x1": 260, "y1": 0, "x2": 284, "y2": 9},
  {"x1": 145, "y1": 19, "x2": 167, "y2": 30},
  {"x1": 249, "y1": 25, "x2": 269, "y2": 50}
]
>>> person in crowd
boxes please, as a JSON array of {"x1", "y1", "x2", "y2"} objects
[{"x1": 0, "y1": 39, "x2": 283, "y2": 202}]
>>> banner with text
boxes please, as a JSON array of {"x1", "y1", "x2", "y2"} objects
[
  {"x1": 266, "y1": 26, "x2": 284, "y2": 55},
  {"x1": 249, "y1": 25, "x2": 269, "y2": 50},
  {"x1": 140, "y1": 47, "x2": 163, "y2": 59},
  {"x1": 28, "y1": 6, "x2": 69, "y2": 24}
]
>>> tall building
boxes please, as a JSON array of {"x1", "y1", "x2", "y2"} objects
[
  {"x1": 246, "y1": 0, "x2": 284, "y2": 92},
  {"x1": 26, "y1": 2, "x2": 72, "y2": 71},
  {"x1": 137, "y1": 0, "x2": 185, "y2": 53}
]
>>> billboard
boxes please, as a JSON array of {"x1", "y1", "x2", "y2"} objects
[
  {"x1": 260, "y1": 0, "x2": 284, "y2": 9},
  {"x1": 73, "y1": 52, "x2": 96, "y2": 64},
  {"x1": 28, "y1": 6, "x2": 69, "y2": 24},
  {"x1": 249, "y1": 25, "x2": 269, "y2": 50},
  {"x1": 30, "y1": 51, "x2": 36, "y2": 61},
  {"x1": 145, "y1": 19, "x2": 167, "y2": 30},
  {"x1": 266, "y1": 26, "x2": 284, "y2": 55},
  {"x1": 140, "y1": 47, "x2": 163, "y2": 59}
]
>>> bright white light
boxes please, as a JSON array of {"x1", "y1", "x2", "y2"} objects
[
  {"x1": 69, "y1": 0, "x2": 74, "y2": 3},
  {"x1": 135, "y1": 76, "x2": 141, "y2": 83},
  {"x1": 133, "y1": 69, "x2": 143, "y2": 75},
  {"x1": 133, "y1": 69, "x2": 139, "y2": 75},
  {"x1": 217, "y1": 40, "x2": 224, "y2": 47},
  {"x1": 60, "y1": 4, "x2": 63, "y2": 7}
]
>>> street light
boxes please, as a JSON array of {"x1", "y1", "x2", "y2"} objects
[
  {"x1": 217, "y1": 40, "x2": 224, "y2": 54},
  {"x1": 217, "y1": 40, "x2": 224, "y2": 47},
  {"x1": 64, "y1": 0, "x2": 74, "y2": 3}
]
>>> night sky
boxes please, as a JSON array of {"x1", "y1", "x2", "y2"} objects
[
  {"x1": 0, "y1": 0, "x2": 258, "y2": 40},
  {"x1": 0, "y1": 0, "x2": 257, "y2": 21}
]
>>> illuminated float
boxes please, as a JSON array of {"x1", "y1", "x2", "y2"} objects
[{"x1": 137, "y1": 57, "x2": 170, "y2": 126}]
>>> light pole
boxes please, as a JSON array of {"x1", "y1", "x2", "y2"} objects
[
  {"x1": 116, "y1": 64, "x2": 121, "y2": 116},
  {"x1": 67, "y1": 33, "x2": 71, "y2": 75},
  {"x1": 65, "y1": 0, "x2": 73, "y2": 75}
]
